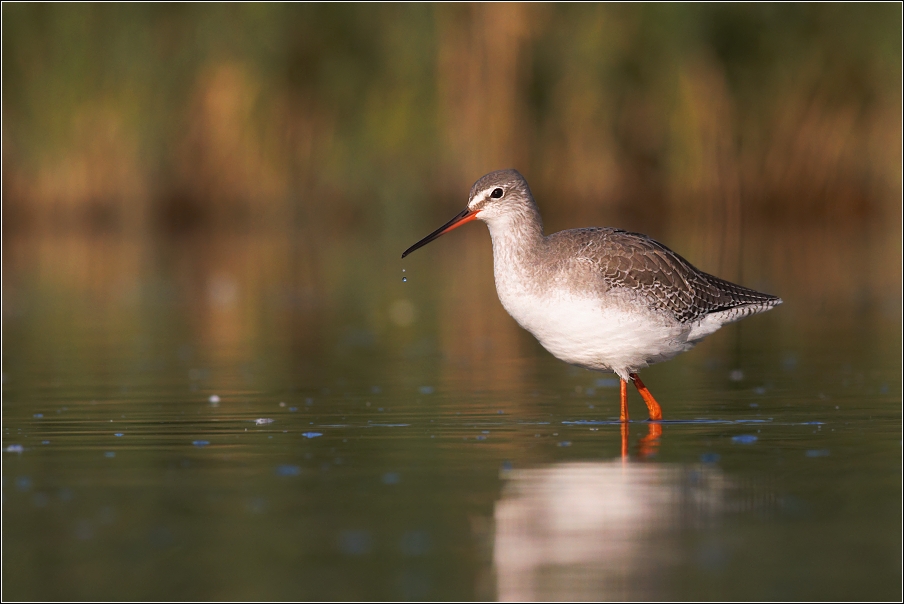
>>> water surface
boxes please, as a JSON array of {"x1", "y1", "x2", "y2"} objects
[{"x1": 3, "y1": 231, "x2": 900, "y2": 600}]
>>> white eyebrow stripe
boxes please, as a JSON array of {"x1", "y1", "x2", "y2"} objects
[{"x1": 468, "y1": 191, "x2": 490, "y2": 209}]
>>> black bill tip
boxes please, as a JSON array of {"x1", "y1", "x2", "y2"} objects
[{"x1": 401, "y1": 208, "x2": 478, "y2": 259}]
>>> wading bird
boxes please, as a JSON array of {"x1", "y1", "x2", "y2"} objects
[{"x1": 402, "y1": 169, "x2": 781, "y2": 424}]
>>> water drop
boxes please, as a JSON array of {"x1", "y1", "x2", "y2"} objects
[{"x1": 402, "y1": 277, "x2": 407, "y2": 282}]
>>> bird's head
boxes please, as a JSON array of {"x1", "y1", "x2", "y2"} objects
[{"x1": 401, "y1": 169, "x2": 537, "y2": 258}]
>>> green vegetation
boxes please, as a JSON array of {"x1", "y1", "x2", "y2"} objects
[{"x1": 2, "y1": 4, "x2": 900, "y2": 233}]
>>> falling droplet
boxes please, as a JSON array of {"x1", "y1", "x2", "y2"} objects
[{"x1": 402, "y1": 277, "x2": 407, "y2": 282}]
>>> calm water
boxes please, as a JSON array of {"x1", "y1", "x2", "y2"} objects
[{"x1": 2, "y1": 231, "x2": 901, "y2": 600}]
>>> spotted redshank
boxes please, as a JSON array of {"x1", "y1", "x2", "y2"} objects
[{"x1": 402, "y1": 169, "x2": 781, "y2": 422}]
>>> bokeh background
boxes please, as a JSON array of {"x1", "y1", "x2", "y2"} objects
[
  {"x1": 2, "y1": 4, "x2": 902, "y2": 600},
  {"x1": 4, "y1": 3, "x2": 900, "y2": 378}
]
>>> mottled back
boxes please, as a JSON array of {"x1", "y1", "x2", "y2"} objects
[{"x1": 548, "y1": 227, "x2": 781, "y2": 323}]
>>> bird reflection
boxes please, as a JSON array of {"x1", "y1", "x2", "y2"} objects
[
  {"x1": 623, "y1": 421, "x2": 663, "y2": 459},
  {"x1": 494, "y1": 457, "x2": 725, "y2": 601}
]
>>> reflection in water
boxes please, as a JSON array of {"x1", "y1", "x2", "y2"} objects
[
  {"x1": 494, "y1": 458, "x2": 725, "y2": 601},
  {"x1": 624, "y1": 421, "x2": 662, "y2": 459}
]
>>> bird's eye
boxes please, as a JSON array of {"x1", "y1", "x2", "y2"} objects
[{"x1": 490, "y1": 188, "x2": 504, "y2": 199}]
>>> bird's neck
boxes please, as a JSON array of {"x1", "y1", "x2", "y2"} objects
[{"x1": 484, "y1": 204, "x2": 546, "y2": 284}]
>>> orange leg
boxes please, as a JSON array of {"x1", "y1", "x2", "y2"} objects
[
  {"x1": 630, "y1": 373, "x2": 663, "y2": 421},
  {"x1": 620, "y1": 421, "x2": 629, "y2": 460},
  {"x1": 619, "y1": 378, "x2": 629, "y2": 423}
]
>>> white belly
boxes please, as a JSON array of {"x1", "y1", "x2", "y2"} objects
[{"x1": 497, "y1": 287, "x2": 695, "y2": 379}]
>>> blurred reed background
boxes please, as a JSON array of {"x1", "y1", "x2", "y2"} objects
[
  {"x1": 2, "y1": 3, "x2": 901, "y2": 390},
  {"x1": 4, "y1": 4, "x2": 900, "y2": 231}
]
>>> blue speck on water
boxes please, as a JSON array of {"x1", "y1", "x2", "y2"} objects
[
  {"x1": 557, "y1": 441, "x2": 572, "y2": 447},
  {"x1": 782, "y1": 354, "x2": 798, "y2": 371},
  {"x1": 732, "y1": 434, "x2": 758, "y2": 444},
  {"x1": 585, "y1": 388, "x2": 595, "y2": 396},
  {"x1": 497, "y1": 410, "x2": 504, "y2": 414},
  {"x1": 402, "y1": 277, "x2": 407, "y2": 282},
  {"x1": 41, "y1": 440, "x2": 50, "y2": 445},
  {"x1": 192, "y1": 440, "x2": 210, "y2": 447},
  {"x1": 749, "y1": 403, "x2": 759, "y2": 408},
  {"x1": 806, "y1": 449, "x2": 830, "y2": 457},
  {"x1": 114, "y1": 433, "x2": 124, "y2": 437},
  {"x1": 289, "y1": 407, "x2": 298, "y2": 412},
  {"x1": 338, "y1": 530, "x2": 373, "y2": 556},
  {"x1": 399, "y1": 530, "x2": 431, "y2": 557},
  {"x1": 301, "y1": 432, "x2": 322, "y2": 439},
  {"x1": 418, "y1": 386, "x2": 434, "y2": 395},
  {"x1": 305, "y1": 398, "x2": 314, "y2": 406},
  {"x1": 371, "y1": 386, "x2": 382, "y2": 394},
  {"x1": 595, "y1": 378, "x2": 620, "y2": 388},
  {"x1": 246, "y1": 497, "x2": 268, "y2": 515},
  {"x1": 16, "y1": 476, "x2": 32, "y2": 491},
  {"x1": 476, "y1": 435, "x2": 487, "y2": 440},
  {"x1": 700, "y1": 453, "x2": 721, "y2": 464},
  {"x1": 5, "y1": 444, "x2": 24, "y2": 453},
  {"x1": 754, "y1": 387, "x2": 766, "y2": 395},
  {"x1": 382, "y1": 472, "x2": 401, "y2": 485},
  {"x1": 33, "y1": 413, "x2": 43, "y2": 419},
  {"x1": 501, "y1": 460, "x2": 514, "y2": 471},
  {"x1": 104, "y1": 451, "x2": 116, "y2": 458},
  {"x1": 481, "y1": 430, "x2": 490, "y2": 434},
  {"x1": 276, "y1": 464, "x2": 302, "y2": 476}
]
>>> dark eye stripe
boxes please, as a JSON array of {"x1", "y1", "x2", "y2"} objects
[{"x1": 490, "y1": 188, "x2": 504, "y2": 198}]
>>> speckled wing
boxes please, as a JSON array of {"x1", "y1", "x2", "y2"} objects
[{"x1": 553, "y1": 228, "x2": 782, "y2": 323}]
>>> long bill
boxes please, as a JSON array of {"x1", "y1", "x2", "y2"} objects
[{"x1": 401, "y1": 208, "x2": 480, "y2": 258}]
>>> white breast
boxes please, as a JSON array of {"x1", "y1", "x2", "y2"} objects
[{"x1": 495, "y1": 283, "x2": 696, "y2": 380}]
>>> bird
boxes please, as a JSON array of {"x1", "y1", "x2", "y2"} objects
[{"x1": 401, "y1": 169, "x2": 781, "y2": 422}]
